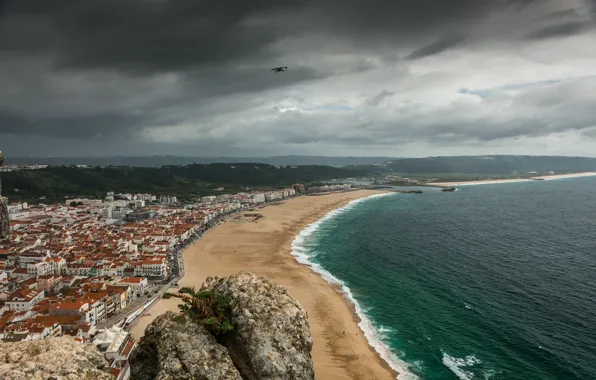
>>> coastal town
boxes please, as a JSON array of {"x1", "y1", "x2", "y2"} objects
[{"x1": 0, "y1": 180, "x2": 352, "y2": 379}]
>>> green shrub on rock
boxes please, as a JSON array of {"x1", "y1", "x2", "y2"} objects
[{"x1": 165, "y1": 287, "x2": 234, "y2": 336}]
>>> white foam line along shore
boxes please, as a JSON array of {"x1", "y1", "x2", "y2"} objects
[{"x1": 290, "y1": 192, "x2": 419, "y2": 380}]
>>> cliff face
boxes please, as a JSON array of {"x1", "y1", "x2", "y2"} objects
[
  {"x1": 0, "y1": 336, "x2": 113, "y2": 380},
  {"x1": 202, "y1": 272, "x2": 314, "y2": 380},
  {"x1": 130, "y1": 311, "x2": 243, "y2": 380},
  {"x1": 131, "y1": 271, "x2": 315, "y2": 380},
  {"x1": 0, "y1": 150, "x2": 9, "y2": 240},
  {"x1": 0, "y1": 195, "x2": 7, "y2": 240}
]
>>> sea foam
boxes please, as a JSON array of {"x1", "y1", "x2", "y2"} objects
[
  {"x1": 441, "y1": 352, "x2": 483, "y2": 380},
  {"x1": 290, "y1": 192, "x2": 418, "y2": 380}
]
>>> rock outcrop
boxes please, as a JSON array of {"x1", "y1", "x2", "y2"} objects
[
  {"x1": 130, "y1": 311, "x2": 242, "y2": 380},
  {"x1": 131, "y1": 271, "x2": 315, "y2": 380},
  {"x1": 0, "y1": 336, "x2": 113, "y2": 380},
  {"x1": 0, "y1": 150, "x2": 9, "y2": 240},
  {"x1": 202, "y1": 272, "x2": 315, "y2": 380}
]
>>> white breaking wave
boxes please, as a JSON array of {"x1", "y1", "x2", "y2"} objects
[
  {"x1": 442, "y1": 352, "x2": 482, "y2": 380},
  {"x1": 290, "y1": 192, "x2": 419, "y2": 380}
]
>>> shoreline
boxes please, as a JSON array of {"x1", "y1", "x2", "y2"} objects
[
  {"x1": 132, "y1": 190, "x2": 398, "y2": 380},
  {"x1": 289, "y1": 192, "x2": 412, "y2": 378},
  {"x1": 427, "y1": 171, "x2": 596, "y2": 187}
]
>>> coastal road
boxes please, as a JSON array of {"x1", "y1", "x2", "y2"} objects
[
  {"x1": 107, "y1": 211, "x2": 242, "y2": 330},
  {"x1": 98, "y1": 278, "x2": 181, "y2": 329},
  {"x1": 96, "y1": 284, "x2": 163, "y2": 328}
]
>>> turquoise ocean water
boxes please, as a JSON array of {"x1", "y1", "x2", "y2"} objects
[{"x1": 291, "y1": 177, "x2": 596, "y2": 380}]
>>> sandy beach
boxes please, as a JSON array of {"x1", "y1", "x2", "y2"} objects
[
  {"x1": 132, "y1": 190, "x2": 397, "y2": 380},
  {"x1": 428, "y1": 171, "x2": 596, "y2": 187}
]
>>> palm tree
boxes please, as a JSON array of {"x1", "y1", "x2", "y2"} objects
[{"x1": 165, "y1": 287, "x2": 234, "y2": 336}]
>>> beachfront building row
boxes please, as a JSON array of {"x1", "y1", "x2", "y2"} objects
[{"x1": 307, "y1": 184, "x2": 352, "y2": 193}]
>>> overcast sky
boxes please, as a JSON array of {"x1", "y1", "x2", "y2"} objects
[{"x1": 1, "y1": 0, "x2": 596, "y2": 158}]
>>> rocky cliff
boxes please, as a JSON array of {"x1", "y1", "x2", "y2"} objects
[
  {"x1": 130, "y1": 271, "x2": 315, "y2": 380},
  {"x1": 130, "y1": 311, "x2": 243, "y2": 380},
  {"x1": 0, "y1": 150, "x2": 9, "y2": 240},
  {"x1": 0, "y1": 336, "x2": 113, "y2": 380}
]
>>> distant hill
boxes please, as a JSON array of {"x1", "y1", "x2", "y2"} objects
[
  {"x1": 8, "y1": 155, "x2": 596, "y2": 173},
  {"x1": 343, "y1": 155, "x2": 596, "y2": 175},
  {"x1": 1, "y1": 163, "x2": 373, "y2": 201},
  {"x1": 6, "y1": 155, "x2": 399, "y2": 168}
]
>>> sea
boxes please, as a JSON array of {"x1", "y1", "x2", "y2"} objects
[{"x1": 291, "y1": 177, "x2": 596, "y2": 380}]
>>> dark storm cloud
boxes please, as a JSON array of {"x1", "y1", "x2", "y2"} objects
[
  {"x1": 0, "y1": 0, "x2": 305, "y2": 72},
  {"x1": 538, "y1": 8, "x2": 584, "y2": 22},
  {"x1": 289, "y1": 0, "x2": 493, "y2": 40},
  {"x1": 0, "y1": 0, "x2": 552, "y2": 71},
  {"x1": 0, "y1": 63, "x2": 326, "y2": 138},
  {"x1": 0, "y1": 108, "x2": 151, "y2": 138}
]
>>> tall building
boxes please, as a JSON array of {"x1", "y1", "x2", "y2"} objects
[
  {"x1": 0, "y1": 150, "x2": 9, "y2": 240},
  {"x1": 292, "y1": 184, "x2": 306, "y2": 193}
]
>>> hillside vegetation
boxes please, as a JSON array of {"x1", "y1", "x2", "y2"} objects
[
  {"x1": 351, "y1": 155, "x2": 596, "y2": 175},
  {"x1": 1, "y1": 163, "x2": 371, "y2": 201}
]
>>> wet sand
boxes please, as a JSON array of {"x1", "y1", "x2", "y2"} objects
[{"x1": 132, "y1": 190, "x2": 396, "y2": 380}]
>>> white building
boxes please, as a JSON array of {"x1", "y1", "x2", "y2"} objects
[
  {"x1": 6, "y1": 289, "x2": 45, "y2": 311},
  {"x1": 134, "y1": 258, "x2": 167, "y2": 278},
  {"x1": 44, "y1": 257, "x2": 67, "y2": 276},
  {"x1": 159, "y1": 195, "x2": 178, "y2": 204},
  {"x1": 66, "y1": 198, "x2": 103, "y2": 206},
  {"x1": 134, "y1": 193, "x2": 156, "y2": 202},
  {"x1": 7, "y1": 202, "x2": 28, "y2": 214},
  {"x1": 118, "y1": 277, "x2": 148, "y2": 295},
  {"x1": 116, "y1": 193, "x2": 133, "y2": 200},
  {"x1": 105, "y1": 200, "x2": 129, "y2": 208},
  {"x1": 248, "y1": 193, "x2": 266, "y2": 204},
  {"x1": 27, "y1": 261, "x2": 51, "y2": 276},
  {"x1": 265, "y1": 191, "x2": 281, "y2": 201},
  {"x1": 128, "y1": 200, "x2": 145, "y2": 209},
  {"x1": 101, "y1": 207, "x2": 132, "y2": 220},
  {"x1": 87, "y1": 298, "x2": 106, "y2": 324}
]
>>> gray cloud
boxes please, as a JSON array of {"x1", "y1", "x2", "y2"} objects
[
  {"x1": 367, "y1": 90, "x2": 395, "y2": 106},
  {"x1": 1, "y1": 0, "x2": 596, "y2": 157},
  {"x1": 538, "y1": 8, "x2": 584, "y2": 21},
  {"x1": 525, "y1": 21, "x2": 591, "y2": 39},
  {"x1": 406, "y1": 34, "x2": 467, "y2": 60},
  {"x1": 0, "y1": 0, "x2": 554, "y2": 70}
]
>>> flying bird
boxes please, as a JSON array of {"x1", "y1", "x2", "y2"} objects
[{"x1": 271, "y1": 66, "x2": 288, "y2": 74}]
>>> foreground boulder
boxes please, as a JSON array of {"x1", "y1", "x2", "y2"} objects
[
  {"x1": 0, "y1": 336, "x2": 112, "y2": 380},
  {"x1": 130, "y1": 311, "x2": 242, "y2": 380},
  {"x1": 202, "y1": 271, "x2": 315, "y2": 380}
]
